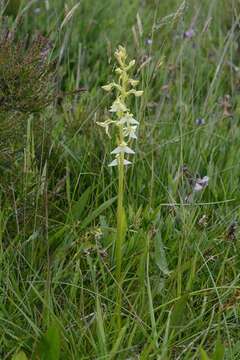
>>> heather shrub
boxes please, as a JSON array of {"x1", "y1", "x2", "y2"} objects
[{"x1": 0, "y1": 24, "x2": 57, "y2": 233}]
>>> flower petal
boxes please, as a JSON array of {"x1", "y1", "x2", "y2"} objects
[
  {"x1": 194, "y1": 183, "x2": 204, "y2": 192},
  {"x1": 111, "y1": 145, "x2": 135, "y2": 154},
  {"x1": 109, "y1": 99, "x2": 128, "y2": 113},
  {"x1": 129, "y1": 79, "x2": 139, "y2": 87},
  {"x1": 193, "y1": 176, "x2": 209, "y2": 192},
  {"x1": 123, "y1": 125, "x2": 138, "y2": 139},
  {"x1": 108, "y1": 159, "x2": 118, "y2": 167},
  {"x1": 102, "y1": 84, "x2": 113, "y2": 91},
  {"x1": 123, "y1": 159, "x2": 132, "y2": 165},
  {"x1": 96, "y1": 119, "x2": 114, "y2": 137},
  {"x1": 117, "y1": 113, "x2": 139, "y2": 125},
  {"x1": 128, "y1": 89, "x2": 143, "y2": 97},
  {"x1": 108, "y1": 158, "x2": 132, "y2": 167}
]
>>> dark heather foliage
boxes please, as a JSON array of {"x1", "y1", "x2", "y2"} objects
[
  {"x1": 0, "y1": 31, "x2": 56, "y2": 113},
  {"x1": 0, "y1": 27, "x2": 57, "y2": 213},
  {"x1": 3, "y1": 0, "x2": 21, "y2": 17}
]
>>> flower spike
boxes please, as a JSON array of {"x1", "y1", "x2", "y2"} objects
[{"x1": 98, "y1": 45, "x2": 143, "y2": 166}]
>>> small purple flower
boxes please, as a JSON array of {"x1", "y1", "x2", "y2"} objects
[
  {"x1": 146, "y1": 38, "x2": 153, "y2": 45},
  {"x1": 183, "y1": 29, "x2": 195, "y2": 39},
  {"x1": 193, "y1": 176, "x2": 209, "y2": 192},
  {"x1": 195, "y1": 118, "x2": 205, "y2": 126}
]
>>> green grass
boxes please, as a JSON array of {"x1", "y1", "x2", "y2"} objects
[{"x1": 1, "y1": 0, "x2": 240, "y2": 359}]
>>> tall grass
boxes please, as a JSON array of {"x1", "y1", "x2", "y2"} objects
[{"x1": 1, "y1": 0, "x2": 240, "y2": 359}]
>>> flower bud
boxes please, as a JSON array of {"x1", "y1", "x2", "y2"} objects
[
  {"x1": 102, "y1": 83, "x2": 113, "y2": 91},
  {"x1": 129, "y1": 79, "x2": 139, "y2": 87}
]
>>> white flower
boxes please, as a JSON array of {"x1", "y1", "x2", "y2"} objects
[
  {"x1": 193, "y1": 176, "x2": 209, "y2": 192},
  {"x1": 108, "y1": 158, "x2": 132, "y2": 167},
  {"x1": 129, "y1": 79, "x2": 139, "y2": 87},
  {"x1": 125, "y1": 60, "x2": 136, "y2": 70},
  {"x1": 111, "y1": 143, "x2": 135, "y2": 154},
  {"x1": 115, "y1": 67, "x2": 123, "y2": 75},
  {"x1": 110, "y1": 98, "x2": 128, "y2": 113},
  {"x1": 123, "y1": 125, "x2": 138, "y2": 139},
  {"x1": 102, "y1": 83, "x2": 113, "y2": 92},
  {"x1": 117, "y1": 113, "x2": 139, "y2": 126},
  {"x1": 102, "y1": 82, "x2": 121, "y2": 92},
  {"x1": 96, "y1": 119, "x2": 115, "y2": 137},
  {"x1": 128, "y1": 89, "x2": 143, "y2": 97}
]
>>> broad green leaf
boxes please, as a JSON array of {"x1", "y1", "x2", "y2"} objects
[
  {"x1": 212, "y1": 338, "x2": 225, "y2": 360},
  {"x1": 154, "y1": 230, "x2": 169, "y2": 275},
  {"x1": 12, "y1": 351, "x2": 28, "y2": 360},
  {"x1": 80, "y1": 197, "x2": 117, "y2": 230},
  {"x1": 38, "y1": 322, "x2": 61, "y2": 360},
  {"x1": 96, "y1": 296, "x2": 107, "y2": 357},
  {"x1": 109, "y1": 324, "x2": 128, "y2": 359},
  {"x1": 200, "y1": 348, "x2": 211, "y2": 360},
  {"x1": 170, "y1": 295, "x2": 188, "y2": 328},
  {"x1": 5, "y1": 0, "x2": 21, "y2": 16},
  {"x1": 226, "y1": 340, "x2": 240, "y2": 357},
  {"x1": 70, "y1": 186, "x2": 92, "y2": 220}
]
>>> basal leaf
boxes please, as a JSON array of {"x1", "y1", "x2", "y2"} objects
[
  {"x1": 38, "y1": 322, "x2": 61, "y2": 360},
  {"x1": 12, "y1": 351, "x2": 28, "y2": 360},
  {"x1": 80, "y1": 197, "x2": 117, "y2": 230}
]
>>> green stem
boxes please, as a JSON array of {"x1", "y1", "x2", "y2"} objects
[
  {"x1": 116, "y1": 152, "x2": 124, "y2": 280},
  {"x1": 115, "y1": 127, "x2": 125, "y2": 328},
  {"x1": 115, "y1": 65, "x2": 127, "y2": 328}
]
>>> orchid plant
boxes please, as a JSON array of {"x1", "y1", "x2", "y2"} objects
[{"x1": 97, "y1": 45, "x2": 143, "y2": 326}]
